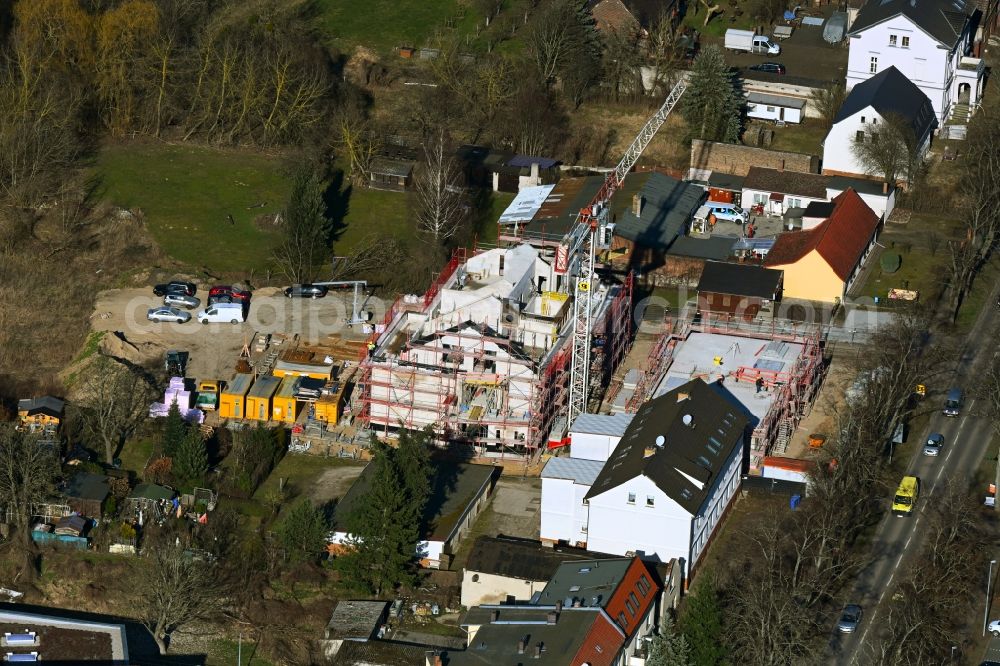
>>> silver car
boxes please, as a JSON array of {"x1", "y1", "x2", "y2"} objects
[
  {"x1": 147, "y1": 306, "x2": 191, "y2": 323},
  {"x1": 163, "y1": 293, "x2": 200, "y2": 309},
  {"x1": 923, "y1": 433, "x2": 944, "y2": 457},
  {"x1": 837, "y1": 604, "x2": 862, "y2": 633}
]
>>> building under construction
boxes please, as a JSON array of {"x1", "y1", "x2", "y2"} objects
[{"x1": 354, "y1": 244, "x2": 633, "y2": 459}]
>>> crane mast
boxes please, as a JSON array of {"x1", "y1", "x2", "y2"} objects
[{"x1": 566, "y1": 75, "x2": 689, "y2": 425}]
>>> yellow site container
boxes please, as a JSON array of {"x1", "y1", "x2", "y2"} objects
[
  {"x1": 272, "y1": 376, "x2": 300, "y2": 424},
  {"x1": 246, "y1": 375, "x2": 281, "y2": 422},
  {"x1": 314, "y1": 393, "x2": 338, "y2": 424},
  {"x1": 218, "y1": 373, "x2": 254, "y2": 420}
]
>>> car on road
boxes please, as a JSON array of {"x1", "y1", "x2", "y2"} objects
[
  {"x1": 923, "y1": 433, "x2": 944, "y2": 456},
  {"x1": 147, "y1": 306, "x2": 191, "y2": 323},
  {"x1": 209, "y1": 285, "x2": 251, "y2": 302},
  {"x1": 749, "y1": 62, "x2": 786, "y2": 75},
  {"x1": 163, "y1": 293, "x2": 200, "y2": 309},
  {"x1": 284, "y1": 284, "x2": 328, "y2": 299},
  {"x1": 988, "y1": 619, "x2": 1000, "y2": 636},
  {"x1": 153, "y1": 281, "x2": 196, "y2": 297},
  {"x1": 837, "y1": 604, "x2": 863, "y2": 633}
]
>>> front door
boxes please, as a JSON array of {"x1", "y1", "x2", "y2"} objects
[{"x1": 779, "y1": 107, "x2": 785, "y2": 120}]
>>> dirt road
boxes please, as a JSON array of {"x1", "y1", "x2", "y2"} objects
[{"x1": 90, "y1": 286, "x2": 378, "y2": 380}]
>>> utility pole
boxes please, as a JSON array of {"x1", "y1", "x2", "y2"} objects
[{"x1": 984, "y1": 559, "x2": 996, "y2": 637}]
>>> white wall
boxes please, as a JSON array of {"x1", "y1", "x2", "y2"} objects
[
  {"x1": 746, "y1": 103, "x2": 803, "y2": 124},
  {"x1": 846, "y1": 15, "x2": 968, "y2": 120},
  {"x1": 569, "y1": 431, "x2": 622, "y2": 462},
  {"x1": 688, "y1": 440, "x2": 743, "y2": 567},
  {"x1": 540, "y1": 477, "x2": 590, "y2": 545},
  {"x1": 585, "y1": 476, "x2": 693, "y2": 570},
  {"x1": 822, "y1": 105, "x2": 936, "y2": 181},
  {"x1": 460, "y1": 570, "x2": 548, "y2": 607},
  {"x1": 826, "y1": 185, "x2": 895, "y2": 219},
  {"x1": 742, "y1": 188, "x2": 824, "y2": 215}
]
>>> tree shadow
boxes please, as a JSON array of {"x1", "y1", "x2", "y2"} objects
[{"x1": 324, "y1": 168, "x2": 352, "y2": 246}]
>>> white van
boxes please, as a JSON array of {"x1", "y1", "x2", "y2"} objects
[{"x1": 197, "y1": 302, "x2": 245, "y2": 324}]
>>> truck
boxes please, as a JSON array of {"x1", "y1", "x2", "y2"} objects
[
  {"x1": 196, "y1": 379, "x2": 220, "y2": 411},
  {"x1": 724, "y1": 29, "x2": 781, "y2": 55}
]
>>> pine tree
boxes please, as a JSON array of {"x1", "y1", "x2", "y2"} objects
[
  {"x1": 278, "y1": 499, "x2": 328, "y2": 563},
  {"x1": 161, "y1": 401, "x2": 186, "y2": 458},
  {"x1": 648, "y1": 615, "x2": 693, "y2": 666},
  {"x1": 681, "y1": 46, "x2": 743, "y2": 144},
  {"x1": 677, "y1": 570, "x2": 727, "y2": 666},
  {"x1": 173, "y1": 430, "x2": 207, "y2": 488}
]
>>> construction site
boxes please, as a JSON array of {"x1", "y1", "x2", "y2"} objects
[
  {"x1": 604, "y1": 314, "x2": 825, "y2": 472},
  {"x1": 352, "y1": 243, "x2": 633, "y2": 459}
]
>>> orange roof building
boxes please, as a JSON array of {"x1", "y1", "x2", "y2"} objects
[{"x1": 764, "y1": 188, "x2": 881, "y2": 303}]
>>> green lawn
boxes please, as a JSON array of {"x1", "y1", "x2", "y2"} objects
[
  {"x1": 761, "y1": 119, "x2": 827, "y2": 156},
  {"x1": 318, "y1": 0, "x2": 466, "y2": 52},
  {"x1": 330, "y1": 184, "x2": 414, "y2": 254},
  {"x1": 96, "y1": 143, "x2": 292, "y2": 273},
  {"x1": 253, "y1": 454, "x2": 358, "y2": 506},
  {"x1": 955, "y1": 256, "x2": 1000, "y2": 331},
  {"x1": 118, "y1": 436, "x2": 156, "y2": 475}
]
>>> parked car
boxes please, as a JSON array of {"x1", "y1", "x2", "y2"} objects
[
  {"x1": 749, "y1": 62, "x2": 786, "y2": 75},
  {"x1": 197, "y1": 302, "x2": 245, "y2": 324},
  {"x1": 208, "y1": 294, "x2": 234, "y2": 306},
  {"x1": 153, "y1": 281, "x2": 196, "y2": 297},
  {"x1": 837, "y1": 604, "x2": 862, "y2": 633},
  {"x1": 284, "y1": 284, "x2": 328, "y2": 299},
  {"x1": 705, "y1": 203, "x2": 750, "y2": 223},
  {"x1": 988, "y1": 619, "x2": 1000, "y2": 636},
  {"x1": 147, "y1": 306, "x2": 191, "y2": 323},
  {"x1": 163, "y1": 293, "x2": 200, "y2": 309},
  {"x1": 923, "y1": 433, "x2": 944, "y2": 457},
  {"x1": 209, "y1": 285, "x2": 251, "y2": 302}
]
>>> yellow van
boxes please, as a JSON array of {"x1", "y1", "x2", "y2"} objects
[{"x1": 892, "y1": 476, "x2": 920, "y2": 516}]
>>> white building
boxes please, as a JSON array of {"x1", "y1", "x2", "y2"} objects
[
  {"x1": 741, "y1": 166, "x2": 831, "y2": 217},
  {"x1": 540, "y1": 379, "x2": 749, "y2": 579},
  {"x1": 845, "y1": 0, "x2": 983, "y2": 121},
  {"x1": 823, "y1": 66, "x2": 937, "y2": 182},
  {"x1": 745, "y1": 92, "x2": 805, "y2": 124}
]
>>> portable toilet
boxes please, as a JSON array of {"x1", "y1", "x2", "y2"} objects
[
  {"x1": 272, "y1": 376, "x2": 300, "y2": 424},
  {"x1": 246, "y1": 375, "x2": 281, "y2": 422},
  {"x1": 218, "y1": 373, "x2": 254, "y2": 420}
]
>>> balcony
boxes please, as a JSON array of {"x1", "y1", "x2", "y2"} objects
[{"x1": 958, "y1": 56, "x2": 983, "y2": 74}]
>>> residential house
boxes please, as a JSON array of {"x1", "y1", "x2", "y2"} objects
[
  {"x1": 568, "y1": 412, "x2": 636, "y2": 462},
  {"x1": 583, "y1": 379, "x2": 748, "y2": 579},
  {"x1": 741, "y1": 167, "x2": 830, "y2": 218},
  {"x1": 17, "y1": 396, "x2": 65, "y2": 433},
  {"x1": 461, "y1": 536, "x2": 596, "y2": 607},
  {"x1": 590, "y1": 0, "x2": 642, "y2": 35},
  {"x1": 696, "y1": 261, "x2": 784, "y2": 321},
  {"x1": 63, "y1": 472, "x2": 110, "y2": 519},
  {"x1": 823, "y1": 66, "x2": 938, "y2": 183},
  {"x1": 330, "y1": 462, "x2": 500, "y2": 569},
  {"x1": 765, "y1": 188, "x2": 882, "y2": 303},
  {"x1": 845, "y1": 0, "x2": 984, "y2": 121},
  {"x1": 826, "y1": 175, "x2": 896, "y2": 219},
  {"x1": 369, "y1": 144, "x2": 418, "y2": 191}
]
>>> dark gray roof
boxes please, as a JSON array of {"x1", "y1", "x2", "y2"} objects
[
  {"x1": 613, "y1": 173, "x2": 705, "y2": 250},
  {"x1": 452, "y1": 607, "x2": 609, "y2": 665},
  {"x1": 369, "y1": 157, "x2": 414, "y2": 178},
  {"x1": 331, "y1": 640, "x2": 429, "y2": 666},
  {"x1": 507, "y1": 154, "x2": 560, "y2": 169},
  {"x1": 325, "y1": 600, "x2": 388, "y2": 640},
  {"x1": 803, "y1": 201, "x2": 836, "y2": 218},
  {"x1": 18, "y1": 396, "x2": 65, "y2": 418},
  {"x1": 696, "y1": 261, "x2": 783, "y2": 299},
  {"x1": 827, "y1": 174, "x2": 891, "y2": 196},
  {"x1": 465, "y1": 536, "x2": 599, "y2": 581},
  {"x1": 536, "y1": 558, "x2": 634, "y2": 608},
  {"x1": 666, "y1": 235, "x2": 736, "y2": 260},
  {"x1": 336, "y1": 462, "x2": 499, "y2": 542},
  {"x1": 65, "y1": 472, "x2": 110, "y2": 503},
  {"x1": 706, "y1": 172, "x2": 745, "y2": 191},
  {"x1": 585, "y1": 379, "x2": 749, "y2": 514},
  {"x1": 849, "y1": 0, "x2": 974, "y2": 47},
  {"x1": 833, "y1": 67, "x2": 937, "y2": 141},
  {"x1": 743, "y1": 167, "x2": 830, "y2": 199}
]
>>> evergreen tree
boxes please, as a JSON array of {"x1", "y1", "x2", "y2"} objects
[
  {"x1": 336, "y1": 431, "x2": 433, "y2": 594},
  {"x1": 648, "y1": 615, "x2": 693, "y2": 666},
  {"x1": 173, "y1": 430, "x2": 208, "y2": 488},
  {"x1": 278, "y1": 499, "x2": 328, "y2": 563},
  {"x1": 681, "y1": 46, "x2": 742, "y2": 144},
  {"x1": 161, "y1": 401, "x2": 186, "y2": 458},
  {"x1": 678, "y1": 570, "x2": 727, "y2": 666}
]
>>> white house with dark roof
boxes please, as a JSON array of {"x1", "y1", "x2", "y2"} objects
[
  {"x1": 540, "y1": 379, "x2": 748, "y2": 579},
  {"x1": 845, "y1": 0, "x2": 984, "y2": 121},
  {"x1": 823, "y1": 66, "x2": 937, "y2": 182}
]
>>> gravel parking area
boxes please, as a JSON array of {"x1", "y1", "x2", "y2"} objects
[{"x1": 90, "y1": 286, "x2": 377, "y2": 380}]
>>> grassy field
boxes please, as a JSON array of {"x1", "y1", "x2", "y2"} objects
[
  {"x1": 96, "y1": 143, "x2": 292, "y2": 273},
  {"x1": 761, "y1": 119, "x2": 827, "y2": 156},
  {"x1": 317, "y1": 0, "x2": 466, "y2": 52}
]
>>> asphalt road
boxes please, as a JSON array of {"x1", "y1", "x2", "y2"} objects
[{"x1": 832, "y1": 292, "x2": 1000, "y2": 664}]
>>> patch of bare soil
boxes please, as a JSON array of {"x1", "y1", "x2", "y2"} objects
[{"x1": 309, "y1": 464, "x2": 366, "y2": 505}]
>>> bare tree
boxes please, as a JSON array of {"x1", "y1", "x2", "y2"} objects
[
  {"x1": 75, "y1": 354, "x2": 156, "y2": 464},
  {"x1": 850, "y1": 112, "x2": 921, "y2": 186},
  {"x1": 414, "y1": 131, "x2": 467, "y2": 245},
  {"x1": 332, "y1": 101, "x2": 381, "y2": 187},
  {"x1": 645, "y1": 11, "x2": 684, "y2": 98},
  {"x1": 138, "y1": 545, "x2": 225, "y2": 654},
  {"x1": 0, "y1": 426, "x2": 58, "y2": 577},
  {"x1": 811, "y1": 82, "x2": 846, "y2": 130},
  {"x1": 600, "y1": 28, "x2": 645, "y2": 104}
]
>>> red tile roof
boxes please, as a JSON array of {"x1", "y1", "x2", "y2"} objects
[
  {"x1": 764, "y1": 189, "x2": 880, "y2": 281},
  {"x1": 573, "y1": 611, "x2": 625, "y2": 666},
  {"x1": 591, "y1": 0, "x2": 641, "y2": 34}
]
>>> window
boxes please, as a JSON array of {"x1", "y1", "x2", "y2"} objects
[
  {"x1": 889, "y1": 34, "x2": 897, "y2": 46},
  {"x1": 639, "y1": 574, "x2": 651, "y2": 595},
  {"x1": 855, "y1": 130, "x2": 865, "y2": 142},
  {"x1": 788, "y1": 197, "x2": 801, "y2": 209},
  {"x1": 625, "y1": 599, "x2": 637, "y2": 617},
  {"x1": 629, "y1": 592, "x2": 640, "y2": 609},
  {"x1": 902, "y1": 36, "x2": 909, "y2": 47},
  {"x1": 646, "y1": 496, "x2": 655, "y2": 507},
  {"x1": 860, "y1": 116, "x2": 866, "y2": 123},
  {"x1": 870, "y1": 56, "x2": 878, "y2": 73},
  {"x1": 766, "y1": 106, "x2": 775, "y2": 112},
  {"x1": 618, "y1": 612, "x2": 628, "y2": 628},
  {"x1": 753, "y1": 192, "x2": 767, "y2": 204},
  {"x1": 627, "y1": 492, "x2": 636, "y2": 505},
  {"x1": 722, "y1": 295, "x2": 731, "y2": 306}
]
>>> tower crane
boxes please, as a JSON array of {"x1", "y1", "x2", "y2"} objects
[{"x1": 562, "y1": 75, "x2": 690, "y2": 425}]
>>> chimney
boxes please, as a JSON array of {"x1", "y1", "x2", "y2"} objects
[
  {"x1": 644, "y1": 445, "x2": 657, "y2": 458},
  {"x1": 434, "y1": 656, "x2": 443, "y2": 666},
  {"x1": 530, "y1": 162, "x2": 540, "y2": 181},
  {"x1": 546, "y1": 611, "x2": 558, "y2": 624},
  {"x1": 518, "y1": 638, "x2": 526, "y2": 654},
  {"x1": 882, "y1": 181, "x2": 889, "y2": 194},
  {"x1": 490, "y1": 609, "x2": 500, "y2": 623},
  {"x1": 534, "y1": 643, "x2": 543, "y2": 658},
  {"x1": 632, "y1": 193, "x2": 643, "y2": 217}
]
